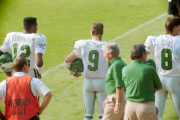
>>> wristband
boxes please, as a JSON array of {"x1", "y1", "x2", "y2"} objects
[
  {"x1": 65, "y1": 61, "x2": 71, "y2": 68},
  {"x1": 116, "y1": 102, "x2": 120, "y2": 105},
  {"x1": 36, "y1": 65, "x2": 44, "y2": 74}
]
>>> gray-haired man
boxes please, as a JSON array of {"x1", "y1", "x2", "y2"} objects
[
  {"x1": 122, "y1": 44, "x2": 162, "y2": 120},
  {"x1": 102, "y1": 42, "x2": 126, "y2": 120}
]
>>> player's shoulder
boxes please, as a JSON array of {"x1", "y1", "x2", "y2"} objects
[
  {"x1": 32, "y1": 33, "x2": 46, "y2": 44},
  {"x1": 75, "y1": 39, "x2": 90, "y2": 46},
  {"x1": 32, "y1": 33, "x2": 46, "y2": 38},
  {"x1": 147, "y1": 35, "x2": 160, "y2": 41},
  {"x1": 100, "y1": 40, "x2": 108, "y2": 45},
  {"x1": 75, "y1": 39, "x2": 108, "y2": 47},
  {"x1": 6, "y1": 32, "x2": 21, "y2": 36}
]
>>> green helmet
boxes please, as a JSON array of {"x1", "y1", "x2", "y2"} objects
[
  {"x1": 71, "y1": 58, "x2": 84, "y2": 73},
  {"x1": 146, "y1": 58, "x2": 156, "y2": 69},
  {"x1": 0, "y1": 52, "x2": 13, "y2": 67}
]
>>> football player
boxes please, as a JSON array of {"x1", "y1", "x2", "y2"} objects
[
  {"x1": 144, "y1": 17, "x2": 180, "y2": 120},
  {"x1": 65, "y1": 22, "x2": 108, "y2": 120},
  {"x1": 0, "y1": 17, "x2": 46, "y2": 78}
]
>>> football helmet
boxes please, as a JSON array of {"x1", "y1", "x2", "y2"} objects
[
  {"x1": 0, "y1": 52, "x2": 13, "y2": 73},
  {"x1": 71, "y1": 58, "x2": 84, "y2": 73},
  {"x1": 146, "y1": 58, "x2": 156, "y2": 69}
]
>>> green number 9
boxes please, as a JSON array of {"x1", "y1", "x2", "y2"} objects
[{"x1": 88, "y1": 50, "x2": 99, "y2": 71}]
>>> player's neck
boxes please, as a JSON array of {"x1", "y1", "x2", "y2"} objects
[
  {"x1": 23, "y1": 30, "x2": 34, "y2": 34},
  {"x1": 167, "y1": 31, "x2": 179, "y2": 37},
  {"x1": 91, "y1": 36, "x2": 102, "y2": 41}
]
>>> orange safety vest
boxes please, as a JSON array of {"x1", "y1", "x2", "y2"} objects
[{"x1": 5, "y1": 75, "x2": 39, "y2": 120}]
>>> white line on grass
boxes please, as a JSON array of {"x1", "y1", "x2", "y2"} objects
[
  {"x1": 42, "y1": 12, "x2": 167, "y2": 77},
  {"x1": 109, "y1": 12, "x2": 167, "y2": 42}
]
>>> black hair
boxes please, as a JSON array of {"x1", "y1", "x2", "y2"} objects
[{"x1": 23, "y1": 17, "x2": 37, "y2": 31}]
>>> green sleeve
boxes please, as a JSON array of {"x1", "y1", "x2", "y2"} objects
[
  {"x1": 112, "y1": 64, "x2": 124, "y2": 88},
  {"x1": 151, "y1": 67, "x2": 162, "y2": 89}
]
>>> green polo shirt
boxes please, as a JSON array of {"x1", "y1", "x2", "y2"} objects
[
  {"x1": 122, "y1": 60, "x2": 162, "y2": 102},
  {"x1": 106, "y1": 57, "x2": 127, "y2": 94}
]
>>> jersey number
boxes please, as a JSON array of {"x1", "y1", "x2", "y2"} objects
[
  {"x1": 13, "y1": 44, "x2": 31, "y2": 66},
  {"x1": 88, "y1": 50, "x2": 99, "y2": 71},
  {"x1": 161, "y1": 49, "x2": 172, "y2": 70}
]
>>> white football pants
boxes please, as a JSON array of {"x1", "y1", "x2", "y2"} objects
[
  {"x1": 83, "y1": 77, "x2": 107, "y2": 120},
  {"x1": 155, "y1": 75, "x2": 180, "y2": 120}
]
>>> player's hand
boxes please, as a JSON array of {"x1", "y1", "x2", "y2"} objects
[
  {"x1": 114, "y1": 105, "x2": 120, "y2": 115},
  {"x1": 4, "y1": 68, "x2": 12, "y2": 77},
  {"x1": 69, "y1": 71, "x2": 81, "y2": 78},
  {"x1": 0, "y1": 65, "x2": 13, "y2": 77}
]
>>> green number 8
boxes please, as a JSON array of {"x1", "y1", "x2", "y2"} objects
[{"x1": 161, "y1": 49, "x2": 172, "y2": 70}]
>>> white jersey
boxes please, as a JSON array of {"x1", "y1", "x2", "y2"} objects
[
  {"x1": 73, "y1": 39, "x2": 108, "y2": 78},
  {"x1": 145, "y1": 35, "x2": 180, "y2": 76},
  {"x1": 0, "y1": 32, "x2": 46, "y2": 70}
]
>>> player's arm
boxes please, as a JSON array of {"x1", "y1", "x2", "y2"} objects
[
  {"x1": 38, "y1": 91, "x2": 52, "y2": 115},
  {"x1": 65, "y1": 52, "x2": 78, "y2": 71},
  {"x1": 65, "y1": 52, "x2": 80, "y2": 77},
  {"x1": 35, "y1": 53, "x2": 43, "y2": 67},
  {"x1": 35, "y1": 53, "x2": 43, "y2": 78},
  {"x1": 144, "y1": 36, "x2": 155, "y2": 55},
  {"x1": 35, "y1": 35, "x2": 46, "y2": 78},
  {"x1": 31, "y1": 78, "x2": 52, "y2": 116}
]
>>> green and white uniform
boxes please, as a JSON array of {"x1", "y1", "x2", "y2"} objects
[
  {"x1": 145, "y1": 35, "x2": 180, "y2": 120},
  {"x1": 0, "y1": 32, "x2": 46, "y2": 78},
  {"x1": 73, "y1": 39, "x2": 108, "y2": 120}
]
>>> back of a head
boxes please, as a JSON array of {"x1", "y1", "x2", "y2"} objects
[
  {"x1": 91, "y1": 22, "x2": 104, "y2": 40},
  {"x1": 23, "y1": 17, "x2": 37, "y2": 31},
  {"x1": 165, "y1": 17, "x2": 180, "y2": 34},
  {"x1": 13, "y1": 57, "x2": 28, "y2": 72},
  {"x1": 130, "y1": 44, "x2": 146, "y2": 60},
  {"x1": 102, "y1": 42, "x2": 119, "y2": 56}
]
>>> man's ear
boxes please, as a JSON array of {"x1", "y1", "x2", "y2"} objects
[
  {"x1": 173, "y1": 26, "x2": 177, "y2": 32},
  {"x1": 22, "y1": 65, "x2": 26, "y2": 72},
  {"x1": 109, "y1": 53, "x2": 112, "y2": 58}
]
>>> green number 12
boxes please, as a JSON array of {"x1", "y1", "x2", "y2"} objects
[{"x1": 13, "y1": 44, "x2": 31, "y2": 66}]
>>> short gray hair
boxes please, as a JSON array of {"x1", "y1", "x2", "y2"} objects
[
  {"x1": 102, "y1": 42, "x2": 119, "y2": 56},
  {"x1": 130, "y1": 44, "x2": 146, "y2": 60}
]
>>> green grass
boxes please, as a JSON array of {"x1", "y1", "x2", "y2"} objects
[{"x1": 0, "y1": 0, "x2": 178, "y2": 119}]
